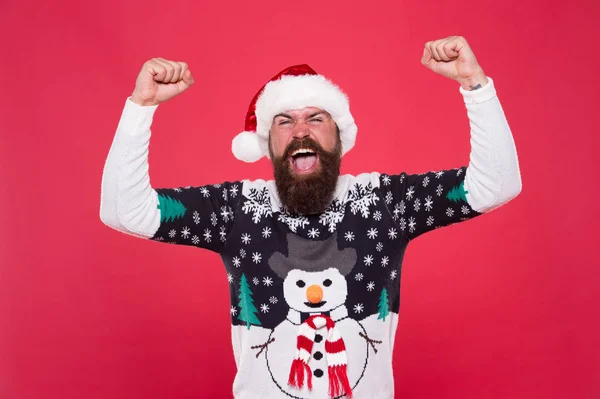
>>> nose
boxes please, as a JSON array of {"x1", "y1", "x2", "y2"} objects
[
  {"x1": 291, "y1": 120, "x2": 310, "y2": 140},
  {"x1": 306, "y1": 285, "x2": 323, "y2": 304}
]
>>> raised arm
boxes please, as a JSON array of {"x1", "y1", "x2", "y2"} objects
[
  {"x1": 380, "y1": 37, "x2": 522, "y2": 241},
  {"x1": 100, "y1": 58, "x2": 195, "y2": 238}
]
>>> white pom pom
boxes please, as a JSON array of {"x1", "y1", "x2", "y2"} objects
[{"x1": 232, "y1": 131, "x2": 264, "y2": 163}]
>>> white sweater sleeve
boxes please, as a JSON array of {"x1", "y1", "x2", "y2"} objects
[
  {"x1": 99, "y1": 97, "x2": 161, "y2": 238},
  {"x1": 461, "y1": 77, "x2": 522, "y2": 213}
]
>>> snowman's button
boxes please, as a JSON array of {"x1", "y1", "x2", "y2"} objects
[
  {"x1": 314, "y1": 334, "x2": 323, "y2": 343},
  {"x1": 314, "y1": 369, "x2": 324, "y2": 378},
  {"x1": 313, "y1": 351, "x2": 323, "y2": 360}
]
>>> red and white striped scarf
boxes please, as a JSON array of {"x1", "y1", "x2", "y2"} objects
[{"x1": 288, "y1": 314, "x2": 353, "y2": 398}]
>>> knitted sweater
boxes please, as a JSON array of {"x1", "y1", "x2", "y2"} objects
[{"x1": 100, "y1": 76, "x2": 521, "y2": 398}]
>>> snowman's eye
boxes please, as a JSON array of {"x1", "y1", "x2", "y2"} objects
[
  {"x1": 323, "y1": 279, "x2": 332, "y2": 287},
  {"x1": 296, "y1": 280, "x2": 306, "y2": 288}
]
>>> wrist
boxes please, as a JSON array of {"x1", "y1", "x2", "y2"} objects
[
  {"x1": 130, "y1": 93, "x2": 158, "y2": 107},
  {"x1": 458, "y1": 69, "x2": 488, "y2": 91}
]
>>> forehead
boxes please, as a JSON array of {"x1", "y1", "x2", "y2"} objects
[{"x1": 275, "y1": 107, "x2": 330, "y2": 119}]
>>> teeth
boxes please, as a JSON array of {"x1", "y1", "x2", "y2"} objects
[{"x1": 291, "y1": 149, "x2": 316, "y2": 157}]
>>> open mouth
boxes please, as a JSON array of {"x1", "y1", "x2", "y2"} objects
[
  {"x1": 304, "y1": 301, "x2": 327, "y2": 308},
  {"x1": 289, "y1": 149, "x2": 319, "y2": 174}
]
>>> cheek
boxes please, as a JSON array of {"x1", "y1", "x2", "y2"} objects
[
  {"x1": 314, "y1": 123, "x2": 338, "y2": 151},
  {"x1": 271, "y1": 133, "x2": 290, "y2": 157}
]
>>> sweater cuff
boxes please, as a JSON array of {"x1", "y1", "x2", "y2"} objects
[
  {"x1": 459, "y1": 76, "x2": 497, "y2": 104},
  {"x1": 120, "y1": 97, "x2": 159, "y2": 136}
]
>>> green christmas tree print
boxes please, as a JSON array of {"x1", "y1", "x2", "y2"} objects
[
  {"x1": 157, "y1": 194, "x2": 187, "y2": 222},
  {"x1": 446, "y1": 182, "x2": 469, "y2": 203},
  {"x1": 237, "y1": 274, "x2": 261, "y2": 330},
  {"x1": 377, "y1": 287, "x2": 390, "y2": 322}
]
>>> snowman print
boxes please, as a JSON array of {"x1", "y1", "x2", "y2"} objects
[{"x1": 259, "y1": 232, "x2": 378, "y2": 398}]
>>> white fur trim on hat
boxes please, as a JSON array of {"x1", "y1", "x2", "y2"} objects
[{"x1": 231, "y1": 131, "x2": 265, "y2": 163}]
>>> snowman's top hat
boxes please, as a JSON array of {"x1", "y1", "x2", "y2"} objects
[{"x1": 268, "y1": 233, "x2": 357, "y2": 279}]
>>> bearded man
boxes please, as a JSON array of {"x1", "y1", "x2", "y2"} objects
[{"x1": 100, "y1": 36, "x2": 521, "y2": 398}]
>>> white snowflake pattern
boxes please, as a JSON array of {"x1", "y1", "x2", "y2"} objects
[
  {"x1": 392, "y1": 201, "x2": 405, "y2": 221},
  {"x1": 376, "y1": 242, "x2": 383, "y2": 252},
  {"x1": 381, "y1": 256, "x2": 390, "y2": 267},
  {"x1": 181, "y1": 227, "x2": 190, "y2": 239},
  {"x1": 193, "y1": 211, "x2": 200, "y2": 225},
  {"x1": 200, "y1": 187, "x2": 210, "y2": 197},
  {"x1": 408, "y1": 217, "x2": 416, "y2": 233},
  {"x1": 348, "y1": 182, "x2": 380, "y2": 218},
  {"x1": 227, "y1": 273, "x2": 233, "y2": 283},
  {"x1": 263, "y1": 276, "x2": 273, "y2": 286},
  {"x1": 355, "y1": 273, "x2": 364, "y2": 281},
  {"x1": 241, "y1": 233, "x2": 251, "y2": 245},
  {"x1": 222, "y1": 188, "x2": 228, "y2": 201},
  {"x1": 413, "y1": 198, "x2": 421, "y2": 212},
  {"x1": 399, "y1": 217, "x2": 407, "y2": 231},
  {"x1": 436, "y1": 184, "x2": 444, "y2": 197},
  {"x1": 308, "y1": 228, "x2": 320, "y2": 239},
  {"x1": 353, "y1": 303, "x2": 364, "y2": 314},
  {"x1": 240, "y1": 248, "x2": 246, "y2": 258},
  {"x1": 385, "y1": 191, "x2": 393, "y2": 205},
  {"x1": 262, "y1": 227, "x2": 272, "y2": 238},
  {"x1": 191, "y1": 235, "x2": 200, "y2": 245},
  {"x1": 424, "y1": 196, "x2": 433, "y2": 211},
  {"x1": 446, "y1": 208, "x2": 455, "y2": 217},
  {"x1": 406, "y1": 186, "x2": 415, "y2": 201},
  {"x1": 367, "y1": 228, "x2": 378, "y2": 239},
  {"x1": 422, "y1": 176, "x2": 430, "y2": 187},
  {"x1": 364, "y1": 255, "x2": 374, "y2": 266},
  {"x1": 381, "y1": 175, "x2": 391, "y2": 186},
  {"x1": 373, "y1": 211, "x2": 382, "y2": 221},
  {"x1": 220, "y1": 206, "x2": 232, "y2": 222},
  {"x1": 345, "y1": 231, "x2": 355, "y2": 242},
  {"x1": 278, "y1": 211, "x2": 309, "y2": 232},
  {"x1": 461, "y1": 205, "x2": 470, "y2": 215},
  {"x1": 229, "y1": 184, "x2": 239, "y2": 198},
  {"x1": 203, "y1": 228, "x2": 212, "y2": 242},
  {"x1": 232, "y1": 256, "x2": 241, "y2": 268},
  {"x1": 390, "y1": 270, "x2": 398, "y2": 279},
  {"x1": 168, "y1": 229, "x2": 176, "y2": 238},
  {"x1": 213, "y1": 184, "x2": 222, "y2": 188},
  {"x1": 435, "y1": 171, "x2": 444, "y2": 179},
  {"x1": 366, "y1": 281, "x2": 375, "y2": 291},
  {"x1": 219, "y1": 226, "x2": 227, "y2": 242},
  {"x1": 242, "y1": 187, "x2": 273, "y2": 223},
  {"x1": 269, "y1": 296, "x2": 278, "y2": 304},
  {"x1": 252, "y1": 252, "x2": 262, "y2": 264},
  {"x1": 388, "y1": 228, "x2": 398, "y2": 239},
  {"x1": 426, "y1": 216, "x2": 435, "y2": 226},
  {"x1": 319, "y1": 199, "x2": 344, "y2": 232},
  {"x1": 456, "y1": 168, "x2": 463, "y2": 176},
  {"x1": 211, "y1": 212, "x2": 218, "y2": 226},
  {"x1": 252, "y1": 277, "x2": 260, "y2": 285},
  {"x1": 230, "y1": 306, "x2": 237, "y2": 316},
  {"x1": 260, "y1": 303, "x2": 270, "y2": 313}
]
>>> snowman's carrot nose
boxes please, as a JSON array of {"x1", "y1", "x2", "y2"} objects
[{"x1": 306, "y1": 285, "x2": 324, "y2": 303}]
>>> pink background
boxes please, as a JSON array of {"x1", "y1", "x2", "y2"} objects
[{"x1": 1, "y1": 0, "x2": 598, "y2": 397}]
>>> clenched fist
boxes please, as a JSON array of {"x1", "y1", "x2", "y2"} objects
[
  {"x1": 420, "y1": 36, "x2": 488, "y2": 90},
  {"x1": 130, "y1": 58, "x2": 194, "y2": 106}
]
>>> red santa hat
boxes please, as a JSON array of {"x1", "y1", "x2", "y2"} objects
[{"x1": 231, "y1": 64, "x2": 358, "y2": 163}]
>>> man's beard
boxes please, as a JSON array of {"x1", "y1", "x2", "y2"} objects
[{"x1": 270, "y1": 136, "x2": 342, "y2": 215}]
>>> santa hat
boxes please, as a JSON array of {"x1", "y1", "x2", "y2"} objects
[{"x1": 231, "y1": 64, "x2": 357, "y2": 163}]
